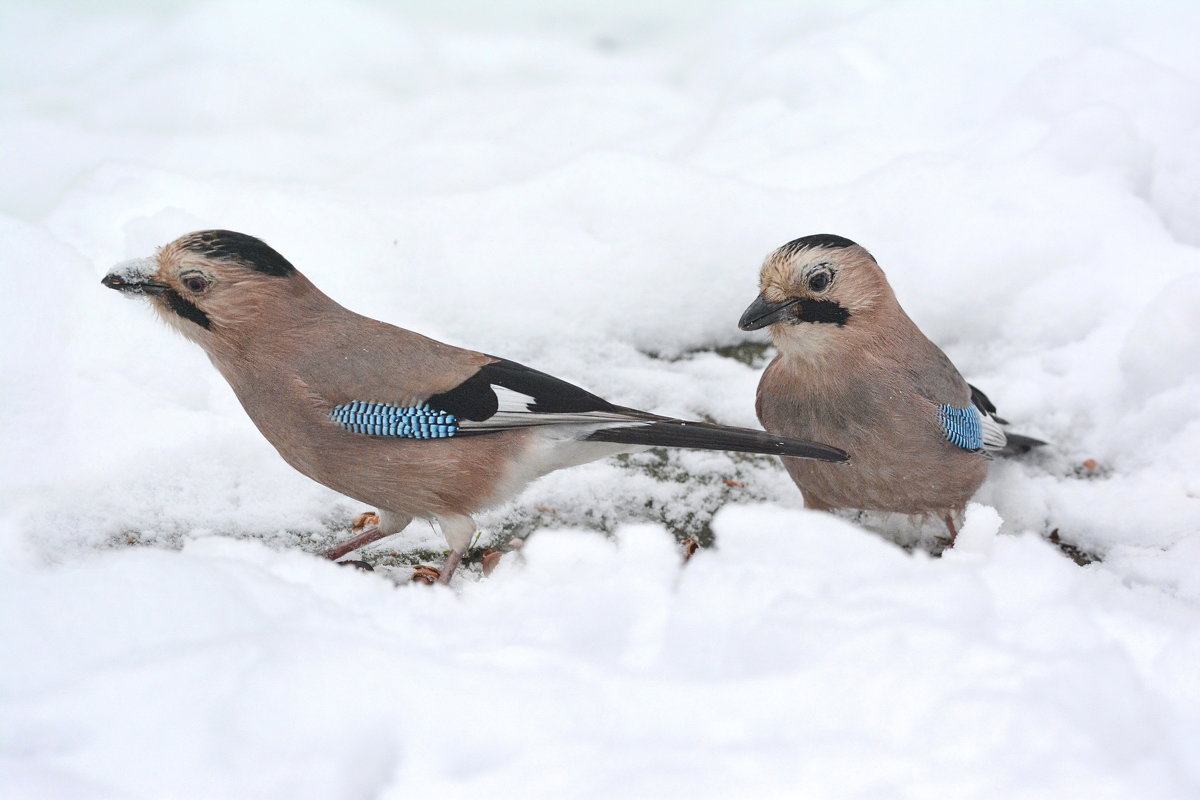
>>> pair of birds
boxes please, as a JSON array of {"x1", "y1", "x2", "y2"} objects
[{"x1": 103, "y1": 230, "x2": 1041, "y2": 581}]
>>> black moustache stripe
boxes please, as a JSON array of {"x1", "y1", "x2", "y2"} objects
[
  {"x1": 164, "y1": 290, "x2": 211, "y2": 329},
  {"x1": 796, "y1": 298, "x2": 850, "y2": 326}
]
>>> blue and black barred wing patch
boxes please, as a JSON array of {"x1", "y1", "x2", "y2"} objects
[
  {"x1": 938, "y1": 404, "x2": 985, "y2": 451},
  {"x1": 330, "y1": 401, "x2": 459, "y2": 439},
  {"x1": 965, "y1": 385, "x2": 1011, "y2": 451}
]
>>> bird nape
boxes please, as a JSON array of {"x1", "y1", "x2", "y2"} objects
[{"x1": 103, "y1": 229, "x2": 848, "y2": 583}]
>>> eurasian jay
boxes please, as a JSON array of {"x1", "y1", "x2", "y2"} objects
[
  {"x1": 103, "y1": 230, "x2": 848, "y2": 581},
  {"x1": 738, "y1": 234, "x2": 1043, "y2": 542}
]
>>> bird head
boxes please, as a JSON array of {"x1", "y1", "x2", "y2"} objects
[
  {"x1": 738, "y1": 234, "x2": 893, "y2": 354},
  {"x1": 102, "y1": 230, "x2": 309, "y2": 349}
]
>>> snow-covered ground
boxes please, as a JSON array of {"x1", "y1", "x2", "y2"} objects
[{"x1": 3, "y1": 1, "x2": 1199, "y2": 797}]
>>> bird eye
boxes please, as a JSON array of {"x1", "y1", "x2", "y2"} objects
[
  {"x1": 183, "y1": 276, "x2": 209, "y2": 293},
  {"x1": 807, "y1": 269, "x2": 833, "y2": 293}
]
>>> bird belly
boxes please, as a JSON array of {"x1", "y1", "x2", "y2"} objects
[
  {"x1": 480, "y1": 427, "x2": 642, "y2": 511},
  {"x1": 295, "y1": 429, "x2": 537, "y2": 520},
  {"x1": 230, "y1": 387, "x2": 530, "y2": 520},
  {"x1": 784, "y1": 447, "x2": 986, "y2": 516}
]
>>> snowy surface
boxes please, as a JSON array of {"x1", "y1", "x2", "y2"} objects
[{"x1": 2, "y1": 1, "x2": 1199, "y2": 798}]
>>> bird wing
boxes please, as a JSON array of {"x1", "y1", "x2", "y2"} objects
[
  {"x1": 324, "y1": 356, "x2": 657, "y2": 440},
  {"x1": 288, "y1": 313, "x2": 654, "y2": 438},
  {"x1": 906, "y1": 342, "x2": 1007, "y2": 452}
]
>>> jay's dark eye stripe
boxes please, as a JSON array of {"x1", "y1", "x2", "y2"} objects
[
  {"x1": 163, "y1": 289, "x2": 210, "y2": 329},
  {"x1": 794, "y1": 299, "x2": 850, "y2": 326}
]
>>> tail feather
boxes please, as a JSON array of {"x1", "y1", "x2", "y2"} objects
[{"x1": 586, "y1": 421, "x2": 849, "y2": 463}]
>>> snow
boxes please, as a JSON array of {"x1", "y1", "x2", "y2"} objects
[{"x1": 2, "y1": 1, "x2": 1199, "y2": 797}]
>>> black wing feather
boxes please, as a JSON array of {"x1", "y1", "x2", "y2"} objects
[
  {"x1": 967, "y1": 383, "x2": 1008, "y2": 424},
  {"x1": 426, "y1": 370, "x2": 499, "y2": 421},
  {"x1": 427, "y1": 357, "x2": 624, "y2": 423}
]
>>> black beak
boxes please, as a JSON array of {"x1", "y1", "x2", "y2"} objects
[
  {"x1": 738, "y1": 294, "x2": 798, "y2": 331},
  {"x1": 101, "y1": 274, "x2": 170, "y2": 296}
]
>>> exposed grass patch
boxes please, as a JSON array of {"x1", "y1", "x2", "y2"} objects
[{"x1": 640, "y1": 340, "x2": 775, "y2": 368}]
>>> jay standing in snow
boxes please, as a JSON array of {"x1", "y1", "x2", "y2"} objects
[
  {"x1": 103, "y1": 230, "x2": 848, "y2": 582},
  {"x1": 739, "y1": 234, "x2": 1043, "y2": 541}
]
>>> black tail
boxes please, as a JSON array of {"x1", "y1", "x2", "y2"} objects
[
  {"x1": 996, "y1": 432, "x2": 1047, "y2": 457},
  {"x1": 586, "y1": 421, "x2": 849, "y2": 463}
]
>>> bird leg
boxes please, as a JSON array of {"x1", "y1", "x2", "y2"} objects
[
  {"x1": 437, "y1": 549, "x2": 465, "y2": 585},
  {"x1": 322, "y1": 510, "x2": 410, "y2": 562},
  {"x1": 323, "y1": 525, "x2": 390, "y2": 561},
  {"x1": 943, "y1": 514, "x2": 959, "y2": 546},
  {"x1": 436, "y1": 514, "x2": 477, "y2": 585}
]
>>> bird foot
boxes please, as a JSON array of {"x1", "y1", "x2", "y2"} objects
[
  {"x1": 351, "y1": 511, "x2": 380, "y2": 530},
  {"x1": 680, "y1": 536, "x2": 700, "y2": 563},
  {"x1": 437, "y1": 549, "x2": 465, "y2": 585},
  {"x1": 942, "y1": 514, "x2": 959, "y2": 547}
]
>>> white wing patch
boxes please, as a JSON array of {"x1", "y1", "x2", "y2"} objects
[
  {"x1": 455, "y1": 384, "x2": 651, "y2": 430},
  {"x1": 492, "y1": 386, "x2": 538, "y2": 413},
  {"x1": 980, "y1": 412, "x2": 1008, "y2": 451}
]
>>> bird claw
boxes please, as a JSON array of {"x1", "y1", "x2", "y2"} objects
[{"x1": 351, "y1": 510, "x2": 380, "y2": 530}]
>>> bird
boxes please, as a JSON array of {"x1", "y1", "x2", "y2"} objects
[
  {"x1": 738, "y1": 233, "x2": 1043, "y2": 542},
  {"x1": 103, "y1": 229, "x2": 849, "y2": 582}
]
